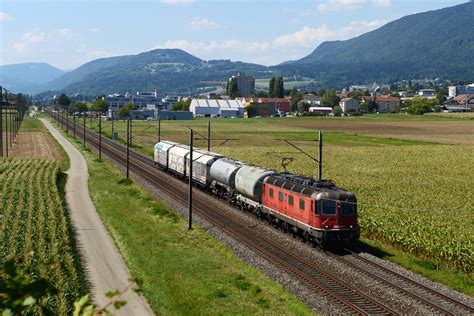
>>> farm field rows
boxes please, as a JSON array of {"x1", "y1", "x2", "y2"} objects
[
  {"x1": 0, "y1": 158, "x2": 86, "y2": 313},
  {"x1": 93, "y1": 116, "x2": 473, "y2": 276}
]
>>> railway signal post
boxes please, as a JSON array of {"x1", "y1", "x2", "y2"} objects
[
  {"x1": 4, "y1": 92, "x2": 8, "y2": 157},
  {"x1": 188, "y1": 128, "x2": 193, "y2": 230}
]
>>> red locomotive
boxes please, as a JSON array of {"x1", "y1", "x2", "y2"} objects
[{"x1": 260, "y1": 174, "x2": 359, "y2": 247}]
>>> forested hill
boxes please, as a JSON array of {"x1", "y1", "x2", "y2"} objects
[
  {"x1": 0, "y1": 63, "x2": 64, "y2": 93},
  {"x1": 38, "y1": 49, "x2": 268, "y2": 95},
  {"x1": 276, "y1": 1, "x2": 474, "y2": 86}
]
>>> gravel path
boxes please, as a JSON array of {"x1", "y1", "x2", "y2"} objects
[{"x1": 41, "y1": 119, "x2": 154, "y2": 316}]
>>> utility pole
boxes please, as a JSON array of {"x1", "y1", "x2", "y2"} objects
[
  {"x1": 318, "y1": 131, "x2": 323, "y2": 181},
  {"x1": 98, "y1": 116, "x2": 102, "y2": 160},
  {"x1": 66, "y1": 109, "x2": 69, "y2": 133},
  {"x1": 126, "y1": 118, "x2": 130, "y2": 178},
  {"x1": 207, "y1": 120, "x2": 211, "y2": 151},
  {"x1": 111, "y1": 116, "x2": 115, "y2": 139},
  {"x1": 188, "y1": 129, "x2": 193, "y2": 230},
  {"x1": 83, "y1": 114, "x2": 86, "y2": 147},
  {"x1": 130, "y1": 117, "x2": 133, "y2": 147},
  {"x1": 157, "y1": 108, "x2": 161, "y2": 143},
  {"x1": 4, "y1": 90, "x2": 8, "y2": 157},
  {"x1": 73, "y1": 113, "x2": 76, "y2": 139}
]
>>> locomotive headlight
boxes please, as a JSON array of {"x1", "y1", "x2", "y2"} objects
[
  {"x1": 349, "y1": 225, "x2": 353, "y2": 228},
  {"x1": 325, "y1": 225, "x2": 329, "y2": 229}
]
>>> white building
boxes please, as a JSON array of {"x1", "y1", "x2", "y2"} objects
[
  {"x1": 190, "y1": 99, "x2": 244, "y2": 118},
  {"x1": 448, "y1": 84, "x2": 474, "y2": 98},
  {"x1": 418, "y1": 89, "x2": 436, "y2": 98},
  {"x1": 339, "y1": 98, "x2": 359, "y2": 112}
]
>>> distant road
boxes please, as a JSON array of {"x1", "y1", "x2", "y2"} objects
[{"x1": 40, "y1": 118, "x2": 154, "y2": 316}]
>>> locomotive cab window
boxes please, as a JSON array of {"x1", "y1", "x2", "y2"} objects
[
  {"x1": 299, "y1": 199, "x2": 305, "y2": 210},
  {"x1": 288, "y1": 195, "x2": 294, "y2": 206},
  {"x1": 341, "y1": 201, "x2": 356, "y2": 215},
  {"x1": 278, "y1": 192, "x2": 283, "y2": 202},
  {"x1": 319, "y1": 200, "x2": 337, "y2": 215},
  {"x1": 269, "y1": 188, "x2": 274, "y2": 198}
]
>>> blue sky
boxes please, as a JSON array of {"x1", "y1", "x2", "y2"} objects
[{"x1": 0, "y1": 0, "x2": 467, "y2": 70}]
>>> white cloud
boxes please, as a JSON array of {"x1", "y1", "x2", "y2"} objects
[
  {"x1": 152, "y1": 20, "x2": 388, "y2": 65},
  {"x1": 343, "y1": 19, "x2": 387, "y2": 33},
  {"x1": 317, "y1": 0, "x2": 366, "y2": 12},
  {"x1": 13, "y1": 28, "x2": 46, "y2": 52},
  {"x1": 160, "y1": 0, "x2": 194, "y2": 4},
  {"x1": 56, "y1": 28, "x2": 73, "y2": 38},
  {"x1": 273, "y1": 25, "x2": 336, "y2": 48},
  {"x1": 0, "y1": 11, "x2": 14, "y2": 22},
  {"x1": 86, "y1": 50, "x2": 117, "y2": 59},
  {"x1": 187, "y1": 17, "x2": 219, "y2": 30},
  {"x1": 372, "y1": 0, "x2": 392, "y2": 7},
  {"x1": 312, "y1": 0, "x2": 391, "y2": 12},
  {"x1": 88, "y1": 27, "x2": 101, "y2": 33}
]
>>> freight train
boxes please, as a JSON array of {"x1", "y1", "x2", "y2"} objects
[{"x1": 154, "y1": 140, "x2": 359, "y2": 247}]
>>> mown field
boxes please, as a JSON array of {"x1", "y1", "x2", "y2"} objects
[
  {"x1": 0, "y1": 158, "x2": 86, "y2": 314},
  {"x1": 92, "y1": 115, "x2": 473, "y2": 279}
]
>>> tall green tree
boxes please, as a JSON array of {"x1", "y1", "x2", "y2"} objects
[
  {"x1": 226, "y1": 77, "x2": 240, "y2": 99},
  {"x1": 268, "y1": 77, "x2": 276, "y2": 97},
  {"x1": 269, "y1": 76, "x2": 284, "y2": 98},
  {"x1": 290, "y1": 89, "x2": 304, "y2": 112},
  {"x1": 57, "y1": 93, "x2": 70, "y2": 107},
  {"x1": 90, "y1": 98, "x2": 108, "y2": 113},
  {"x1": 322, "y1": 89, "x2": 339, "y2": 108},
  {"x1": 274, "y1": 76, "x2": 284, "y2": 98},
  {"x1": 118, "y1": 103, "x2": 134, "y2": 118}
]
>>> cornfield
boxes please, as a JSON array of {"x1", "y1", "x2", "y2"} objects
[
  {"x1": 0, "y1": 158, "x2": 86, "y2": 313},
  {"x1": 217, "y1": 144, "x2": 474, "y2": 274}
]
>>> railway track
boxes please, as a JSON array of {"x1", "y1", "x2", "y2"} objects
[
  {"x1": 48, "y1": 111, "x2": 473, "y2": 315},
  {"x1": 328, "y1": 249, "x2": 474, "y2": 315}
]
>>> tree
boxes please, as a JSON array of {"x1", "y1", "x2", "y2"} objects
[
  {"x1": 269, "y1": 76, "x2": 284, "y2": 98},
  {"x1": 269, "y1": 77, "x2": 275, "y2": 97},
  {"x1": 90, "y1": 98, "x2": 108, "y2": 113},
  {"x1": 332, "y1": 105, "x2": 343, "y2": 116},
  {"x1": 226, "y1": 77, "x2": 240, "y2": 98},
  {"x1": 290, "y1": 90, "x2": 304, "y2": 112},
  {"x1": 322, "y1": 89, "x2": 339, "y2": 108},
  {"x1": 57, "y1": 93, "x2": 70, "y2": 107},
  {"x1": 405, "y1": 97, "x2": 438, "y2": 115},
  {"x1": 366, "y1": 99, "x2": 378, "y2": 113},
  {"x1": 69, "y1": 102, "x2": 88, "y2": 114},
  {"x1": 172, "y1": 99, "x2": 191, "y2": 111},
  {"x1": 297, "y1": 100, "x2": 310, "y2": 113},
  {"x1": 118, "y1": 103, "x2": 134, "y2": 119}
]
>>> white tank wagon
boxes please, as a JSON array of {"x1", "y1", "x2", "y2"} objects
[
  {"x1": 185, "y1": 150, "x2": 222, "y2": 186},
  {"x1": 154, "y1": 141, "x2": 180, "y2": 168},
  {"x1": 235, "y1": 166, "x2": 275, "y2": 207},
  {"x1": 209, "y1": 158, "x2": 245, "y2": 198}
]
